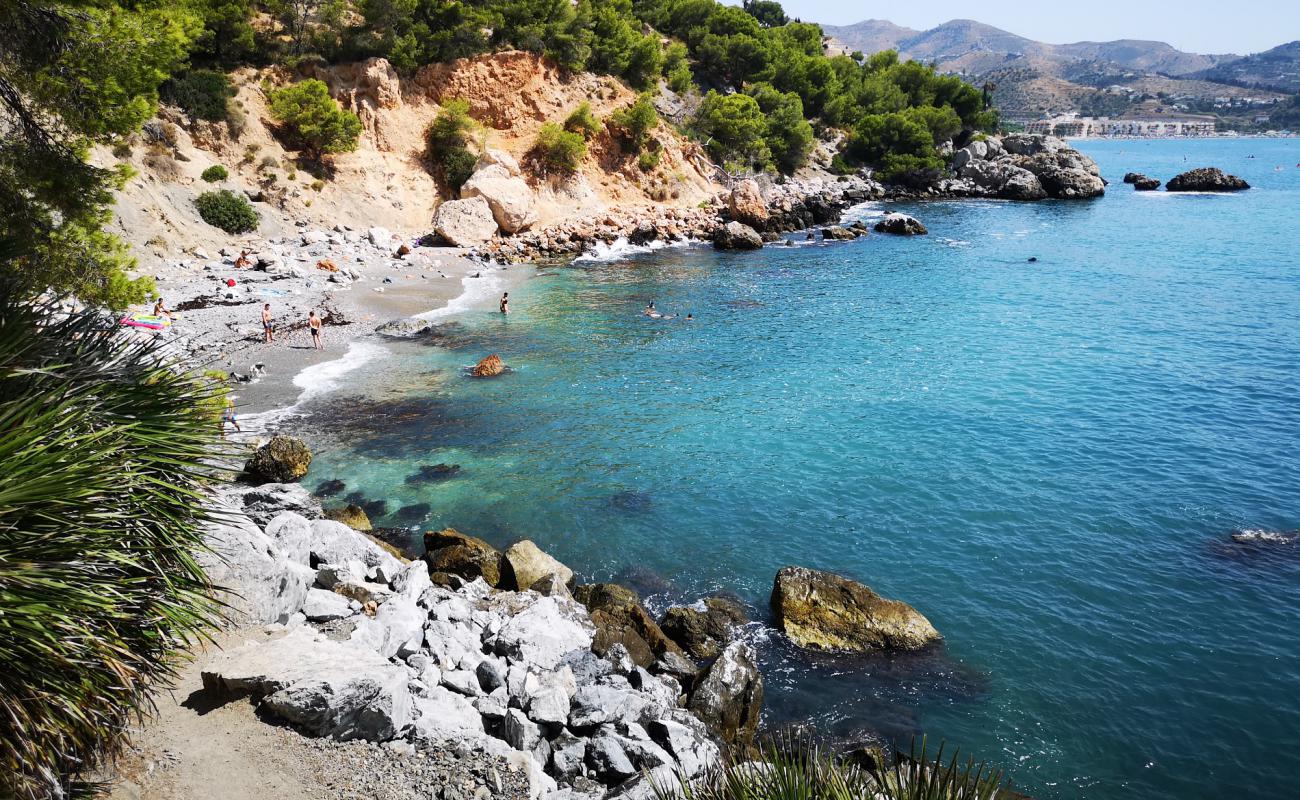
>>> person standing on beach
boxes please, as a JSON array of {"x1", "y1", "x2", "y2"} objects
[
  {"x1": 261, "y1": 303, "x2": 274, "y2": 343},
  {"x1": 309, "y1": 310, "x2": 323, "y2": 350},
  {"x1": 500, "y1": 292, "x2": 509, "y2": 314},
  {"x1": 221, "y1": 397, "x2": 240, "y2": 436}
]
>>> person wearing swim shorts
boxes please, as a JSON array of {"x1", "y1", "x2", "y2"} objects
[
  {"x1": 309, "y1": 310, "x2": 323, "y2": 350},
  {"x1": 262, "y1": 303, "x2": 274, "y2": 343}
]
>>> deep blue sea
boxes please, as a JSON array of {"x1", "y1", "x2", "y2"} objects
[{"x1": 300, "y1": 138, "x2": 1300, "y2": 800}]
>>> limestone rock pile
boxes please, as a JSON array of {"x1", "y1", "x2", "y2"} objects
[
  {"x1": 202, "y1": 484, "x2": 727, "y2": 800},
  {"x1": 946, "y1": 133, "x2": 1105, "y2": 200}
]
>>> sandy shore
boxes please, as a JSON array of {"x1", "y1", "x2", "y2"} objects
[{"x1": 135, "y1": 235, "x2": 532, "y2": 421}]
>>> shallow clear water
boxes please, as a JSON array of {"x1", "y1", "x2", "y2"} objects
[{"x1": 302, "y1": 138, "x2": 1300, "y2": 800}]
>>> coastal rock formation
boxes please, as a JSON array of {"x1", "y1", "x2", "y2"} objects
[
  {"x1": 477, "y1": 148, "x2": 523, "y2": 177},
  {"x1": 461, "y1": 164, "x2": 538, "y2": 233},
  {"x1": 712, "y1": 221, "x2": 763, "y2": 250},
  {"x1": 953, "y1": 134, "x2": 1102, "y2": 200},
  {"x1": 424, "y1": 528, "x2": 504, "y2": 586},
  {"x1": 1022, "y1": 151, "x2": 1106, "y2": 198},
  {"x1": 660, "y1": 597, "x2": 748, "y2": 661},
  {"x1": 960, "y1": 159, "x2": 1046, "y2": 200},
  {"x1": 821, "y1": 225, "x2": 859, "y2": 240},
  {"x1": 502, "y1": 539, "x2": 574, "y2": 591},
  {"x1": 686, "y1": 641, "x2": 763, "y2": 749},
  {"x1": 225, "y1": 482, "x2": 322, "y2": 527},
  {"x1": 433, "y1": 196, "x2": 499, "y2": 245},
  {"x1": 471, "y1": 354, "x2": 506, "y2": 377},
  {"x1": 573, "y1": 583, "x2": 686, "y2": 669},
  {"x1": 1125, "y1": 173, "x2": 1162, "y2": 190},
  {"x1": 324, "y1": 503, "x2": 372, "y2": 531},
  {"x1": 874, "y1": 213, "x2": 928, "y2": 235},
  {"x1": 1166, "y1": 167, "x2": 1250, "y2": 192},
  {"x1": 244, "y1": 435, "x2": 313, "y2": 484},
  {"x1": 727, "y1": 179, "x2": 768, "y2": 228},
  {"x1": 770, "y1": 566, "x2": 941, "y2": 652},
  {"x1": 196, "y1": 480, "x2": 726, "y2": 799}
]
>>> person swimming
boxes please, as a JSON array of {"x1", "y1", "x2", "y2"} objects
[{"x1": 643, "y1": 301, "x2": 660, "y2": 318}]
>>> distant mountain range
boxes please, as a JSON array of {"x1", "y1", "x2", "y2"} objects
[{"x1": 821, "y1": 19, "x2": 1298, "y2": 122}]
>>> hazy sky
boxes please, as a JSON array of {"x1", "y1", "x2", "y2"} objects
[{"x1": 773, "y1": 1, "x2": 1297, "y2": 55}]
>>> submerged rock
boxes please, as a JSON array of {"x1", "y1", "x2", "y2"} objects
[
  {"x1": 686, "y1": 640, "x2": 763, "y2": 750},
  {"x1": 1166, "y1": 167, "x2": 1250, "y2": 192},
  {"x1": 315, "y1": 478, "x2": 346, "y2": 497},
  {"x1": 873, "y1": 213, "x2": 928, "y2": 235},
  {"x1": 406, "y1": 463, "x2": 462, "y2": 484},
  {"x1": 324, "y1": 503, "x2": 372, "y2": 531},
  {"x1": 244, "y1": 435, "x2": 312, "y2": 483},
  {"x1": 424, "y1": 528, "x2": 503, "y2": 586},
  {"x1": 770, "y1": 566, "x2": 941, "y2": 652},
  {"x1": 471, "y1": 354, "x2": 506, "y2": 377}
]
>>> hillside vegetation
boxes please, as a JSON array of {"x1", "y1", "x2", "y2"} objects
[{"x1": 2, "y1": 0, "x2": 997, "y2": 308}]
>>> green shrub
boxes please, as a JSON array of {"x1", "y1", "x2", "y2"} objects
[
  {"x1": 267, "y1": 79, "x2": 362, "y2": 160},
  {"x1": 609, "y1": 92, "x2": 658, "y2": 153},
  {"x1": 161, "y1": 70, "x2": 233, "y2": 122},
  {"x1": 200, "y1": 164, "x2": 228, "y2": 182},
  {"x1": 195, "y1": 189, "x2": 258, "y2": 233},
  {"x1": 426, "y1": 99, "x2": 478, "y2": 192},
  {"x1": 0, "y1": 291, "x2": 223, "y2": 798},
  {"x1": 638, "y1": 149, "x2": 661, "y2": 171},
  {"x1": 564, "y1": 102, "x2": 601, "y2": 140},
  {"x1": 532, "y1": 122, "x2": 586, "y2": 174}
]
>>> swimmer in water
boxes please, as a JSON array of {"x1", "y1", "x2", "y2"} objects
[
  {"x1": 500, "y1": 292, "x2": 509, "y2": 314},
  {"x1": 685, "y1": 313, "x2": 693, "y2": 321},
  {"x1": 643, "y1": 301, "x2": 660, "y2": 318}
]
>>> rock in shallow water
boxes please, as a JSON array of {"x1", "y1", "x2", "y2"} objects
[
  {"x1": 660, "y1": 597, "x2": 748, "y2": 661},
  {"x1": 686, "y1": 640, "x2": 762, "y2": 750},
  {"x1": 244, "y1": 435, "x2": 312, "y2": 483},
  {"x1": 873, "y1": 213, "x2": 928, "y2": 236},
  {"x1": 502, "y1": 539, "x2": 574, "y2": 591},
  {"x1": 770, "y1": 565, "x2": 941, "y2": 652},
  {"x1": 711, "y1": 221, "x2": 763, "y2": 251},
  {"x1": 1166, "y1": 167, "x2": 1250, "y2": 192}
]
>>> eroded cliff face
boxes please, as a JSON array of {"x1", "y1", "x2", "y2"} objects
[{"x1": 101, "y1": 52, "x2": 721, "y2": 269}]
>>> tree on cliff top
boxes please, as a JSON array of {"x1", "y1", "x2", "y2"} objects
[
  {"x1": 0, "y1": 0, "x2": 198, "y2": 308},
  {"x1": 268, "y1": 78, "x2": 364, "y2": 162}
]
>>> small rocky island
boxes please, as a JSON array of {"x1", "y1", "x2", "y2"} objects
[{"x1": 1166, "y1": 167, "x2": 1251, "y2": 192}]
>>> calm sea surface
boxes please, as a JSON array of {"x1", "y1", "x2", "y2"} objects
[{"x1": 301, "y1": 138, "x2": 1300, "y2": 800}]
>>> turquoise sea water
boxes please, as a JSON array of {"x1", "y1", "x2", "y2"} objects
[{"x1": 301, "y1": 138, "x2": 1300, "y2": 800}]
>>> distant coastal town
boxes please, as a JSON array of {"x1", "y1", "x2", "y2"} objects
[{"x1": 1023, "y1": 112, "x2": 1295, "y2": 138}]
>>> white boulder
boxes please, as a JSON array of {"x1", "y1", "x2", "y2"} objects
[
  {"x1": 433, "y1": 196, "x2": 499, "y2": 246},
  {"x1": 462, "y1": 164, "x2": 537, "y2": 234}
]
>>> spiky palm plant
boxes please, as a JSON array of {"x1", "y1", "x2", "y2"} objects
[
  {"x1": 0, "y1": 284, "x2": 226, "y2": 798},
  {"x1": 654, "y1": 736, "x2": 1007, "y2": 800}
]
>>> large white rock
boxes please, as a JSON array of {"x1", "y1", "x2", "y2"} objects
[
  {"x1": 309, "y1": 518, "x2": 404, "y2": 575},
  {"x1": 461, "y1": 164, "x2": 537, "y2": 233},
  {"x1": 433, "y1": 196, "x2": 499, "y2": 246},
  {"x1": 409, "y1": 686, "x2": 484, "y2": 741},
  {"x1": 224, "y1": 483, "x2": 322, "y2": 527},
  {"x1": 199, "y1": 509, "x2": 312, "y2": 625},
  {"x1": 373, "y1": 593, "x2": 426, "y2": 658},
  {"x1": 201, "y1": 628, "x2": 413, "y2": 741},
  {"x1": 476, "y1": 148, "x2": 522, "y2": 177},
  {"x1": 302, "y1": 588, "x2": 352, "y2": 621},
  {"x1": 487, "y1": 593, "x2": 594, "y2": 671}
]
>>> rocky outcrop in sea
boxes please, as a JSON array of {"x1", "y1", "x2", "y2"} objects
[
  {"x1": 941, "y1": 133, "x2": 1105, "y2": 201},
  {"x1": 1166, "y1": 167, "x2": 1251, "y2": 192}
]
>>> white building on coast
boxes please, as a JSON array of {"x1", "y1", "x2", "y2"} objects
[{"x1": 1025, "y1": 113, "x2": 1216, "y2": 138}]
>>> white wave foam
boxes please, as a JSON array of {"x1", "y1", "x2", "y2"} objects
[
  {"x1": 239, "y1": 341, "x2": 390, "y2": 433},
  {"x1": 838, "y1": 200, "x2": 886, "y2": 223},
  {"x1": 1231, "y1": 529, "x2": 1299, "y2": 544},
  {"x1": 573, "y1": 236, "x2": 694, "y2": 263},
  {"x1": 416, "y1": 269, "x2": 506, "y2": 321},
  {"x1": 293, "y1": 341, "x2": 390, "y2": 403}
]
